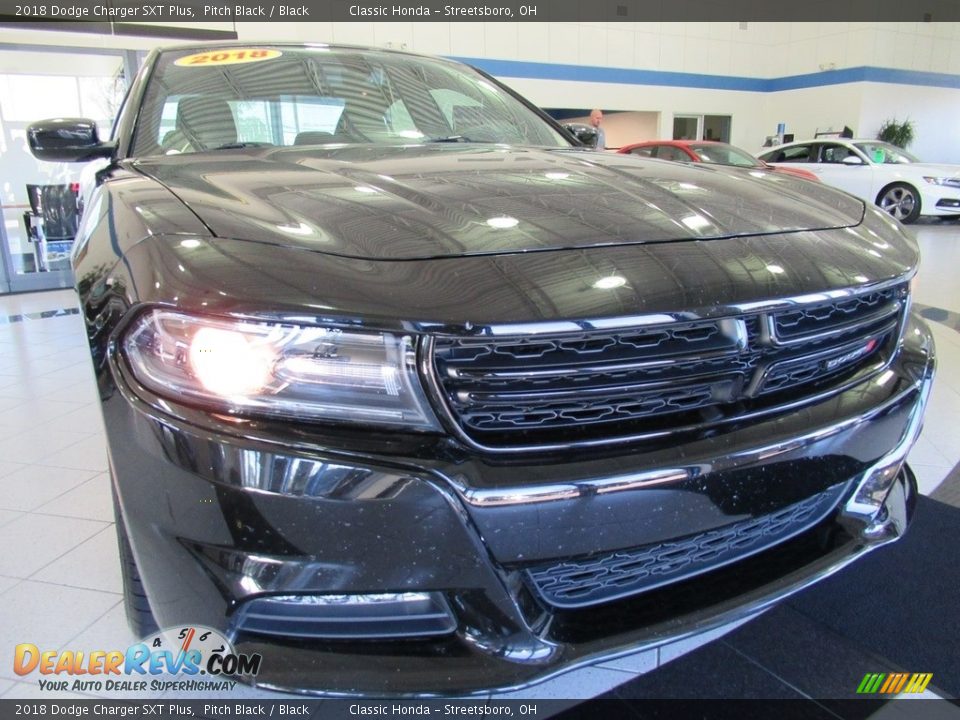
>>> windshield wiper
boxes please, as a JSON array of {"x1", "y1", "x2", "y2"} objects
[
  {"x1": 211, "y1": 142, "x2": 273, "y2": 150},
  {"x1": 424, "y1": 135, "x2": 480, "y2": 144}
]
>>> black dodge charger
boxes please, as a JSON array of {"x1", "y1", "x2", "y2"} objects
[{"x1": 29, "y1": 43, "x2": 934, "y2": 695}]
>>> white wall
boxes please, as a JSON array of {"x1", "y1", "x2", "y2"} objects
[
  {"x1": 229, "y1": 21, "x2": 960, "y2": 77},
  {"x1": 857, "y1": 83, "x2": 960, "y2": 163},
  {"x1": 4, "y1": 21, "x2": 960, "y2": 74},
  {"x1": 758, "y1": 84, "x2": 867, "y2": 151}
]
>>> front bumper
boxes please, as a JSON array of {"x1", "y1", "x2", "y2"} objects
[
  {"x1": 922, "y1": 183, "x2": 960, "y2": 215},
  {"x1": 105, "y1": 314, "x2": 935, "y2": 696}
]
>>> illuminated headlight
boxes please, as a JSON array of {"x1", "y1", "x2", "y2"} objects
[
  {"x1": 122, "y1": 309, "x2": 440, "y2": 430},
  {"x1": 923, "y1": 176, "x2": 960, "y2": 188}
]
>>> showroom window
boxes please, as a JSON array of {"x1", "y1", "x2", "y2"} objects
[{"x1": 672, "y1": 114, "x2": 731, "y2": 143}]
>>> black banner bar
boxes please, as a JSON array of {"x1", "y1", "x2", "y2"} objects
[
  {"x1": 1, "y1": 0, "x2": 959, "y2": 23},
  {"x1": 1, "y1": 699, "x2": 960, "y2": 720}
]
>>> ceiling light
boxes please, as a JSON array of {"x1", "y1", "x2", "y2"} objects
[
  {"x1": 486, "y1": 216, "x2": 518, "y2": 229},
  {"x1": 593, "y1": 275, "x2": 627, "y2": 290}
]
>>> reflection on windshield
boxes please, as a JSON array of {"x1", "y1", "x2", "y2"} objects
[
  {"x1": 689, "y1": 144, "x2": 760, "y2": 168},
  {"x1": 854, "y1": 142, "x2": 919, "y2": 165},
  {"x1": 133, "y1": 47, "x2": 570, "y2": 156}
]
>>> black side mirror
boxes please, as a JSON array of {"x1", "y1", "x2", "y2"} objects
[
  {"x1": 27, "y1": 118, "x2": 114, "y2": 162},
  {"x1": 563, "y1": 123, "x2": 598, "y2": 148}
]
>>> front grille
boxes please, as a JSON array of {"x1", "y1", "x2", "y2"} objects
[
  {"x1": 430, "y1": 284, "x2": 907, "y2": 448},
  {"x1": 772, "y1": 289, "x2": 899, "y2": 341},
  {"x1": 526, "y1": 482, "x2": 849, "y2": 609}
]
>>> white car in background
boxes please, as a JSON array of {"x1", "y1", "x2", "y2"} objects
[{"x1": 758, "y1": 139, "x2": 960, "y2": 224}]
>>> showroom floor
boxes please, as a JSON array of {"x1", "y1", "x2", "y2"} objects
[{"x1": 0, "y1": 221, "x2": 959, "y2": 705}]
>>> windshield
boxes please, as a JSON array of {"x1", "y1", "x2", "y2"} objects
[
  {"x1": 688, "y1": 143, "x2": 761, "y2": 168},
  {"x1": 853, "y1": 142, "x2": 919, "y2": 164},
  {"x1": 131, "y1": 46, "x2": 569, "y2": 156}
]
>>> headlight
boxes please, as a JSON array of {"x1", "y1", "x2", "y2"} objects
[
  {"x1": 923, "y1": 176, "x2": 960, "y2": 188},
  {"x1": 122, "y1": 309, "x2": 440, "y2": 430}
]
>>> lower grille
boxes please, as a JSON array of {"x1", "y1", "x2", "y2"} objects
[
  {"x1": 526, "y1": 482, "x2": 848, "y2": 609},
  {"x1": 430, "y1": 284, "x2": 907, "y2": 449}
]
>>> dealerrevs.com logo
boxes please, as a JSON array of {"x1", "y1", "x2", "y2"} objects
[{"x1": 14, "y1": 626, "x2": 262, "y2": 694}]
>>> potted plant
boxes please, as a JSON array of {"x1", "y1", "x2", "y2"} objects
[{"x1": 877, "y1": 118, "x2": 915, "y2": 149}]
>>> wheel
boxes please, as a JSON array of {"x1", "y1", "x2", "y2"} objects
[
  {"x1": 112, "y1": 481, "x2": 158, "y2": 638},
  {"x1": 877, "y1": 182, "x2": 921, "y2": 224}
]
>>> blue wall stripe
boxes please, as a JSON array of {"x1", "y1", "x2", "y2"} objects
[
  {"x1": 766, "y1": 67, "x2": 872, "y2": 91},
  {"x1": 450, "y1": 56, "x2": 960, "y2": 93},
  {"x1": 767, "y1": 67, "x2": 960, "y2": 91},
  {"x1": 450, "y1": 56, "x2": 768, "y2": 91},
  {"x1": 860, "y1": 66, "x2": 960, "y2": 89}
]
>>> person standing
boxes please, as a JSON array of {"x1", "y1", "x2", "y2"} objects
[{"x1": 590, "y1": 109, "x2": 606, "y2": 150}]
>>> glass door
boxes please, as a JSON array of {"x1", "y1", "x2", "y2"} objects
[{"x1": 0, "y1": 47, "x2": 128, "y2": 294}]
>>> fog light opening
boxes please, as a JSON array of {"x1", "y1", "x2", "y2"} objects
[
  {"x1": 845, "y1": 460, "x2": 904, "y2": 518},
  {"x1": 233, "y1": 591, "x2": 457, "y2": 640}
]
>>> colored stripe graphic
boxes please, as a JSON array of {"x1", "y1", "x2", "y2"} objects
[
  {"x1": 904, "y1": 673, "x2": 933, "y2": 693},
  {"x1": 857, "y1": 673, "x2": 885, "y2": 693},
  {"x1": 857, "y1": 672, "x2": 933, "y2": 694},
  {"x1": 879, "y1": 674, "x2": 897, "y2": 693},
  {"x1": 892, "y1": 673, "x2": 909, "y2": 693}
]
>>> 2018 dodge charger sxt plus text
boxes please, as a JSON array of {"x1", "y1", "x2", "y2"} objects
[{"x1": 29, "y1": 43, "x2": 934, "y2": 696}]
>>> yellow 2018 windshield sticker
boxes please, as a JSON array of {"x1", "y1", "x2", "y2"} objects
[{"x1": 175, "y1": 49, "x2": 282, "y2": 67}]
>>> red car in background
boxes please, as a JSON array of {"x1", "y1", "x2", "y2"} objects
[{"x1": 618, "y1": 140, "x2": 820, "y2": 182}]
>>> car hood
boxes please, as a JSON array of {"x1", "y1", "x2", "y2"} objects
[
  {"x1": 903, "y1": 162, "x2": 960, "y2": 177},
  {"x1": 134, "y1": 145, "x2": 865, "y2": 261}
]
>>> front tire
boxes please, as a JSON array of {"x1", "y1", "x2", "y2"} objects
[
  {"x1": 112, "y1": 480, "x2": 158, "y2": 638},
  {"x1": 877, "y1": 182, "x2": 921, "y2": 224}
]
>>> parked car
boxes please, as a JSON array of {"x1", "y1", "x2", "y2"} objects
[
  {"x1": 28, "y1": 43, "x2": 933, "y2": 696},
  {"x1": 619, "y1": 140, "x2": 820, "y2": 182},
  {"x1": 758, "y1": 138, "x2": 960, "y2": 224}
]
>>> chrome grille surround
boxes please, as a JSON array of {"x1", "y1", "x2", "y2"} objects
[{"x1": 425, "y1": 281, "x2": 909, "y2": 452}]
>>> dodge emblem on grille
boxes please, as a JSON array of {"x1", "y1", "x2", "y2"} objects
[{"x1": 823, "y1": 339, "x2": 878, "y2": 373}]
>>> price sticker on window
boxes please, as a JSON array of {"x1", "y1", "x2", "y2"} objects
[{"x1": 175, "y1": 49, "x2": 282, "y2": 67}]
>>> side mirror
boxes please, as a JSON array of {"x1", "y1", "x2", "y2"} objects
[
  {"x1": 27, "y1": 118, "x2": 114, "y2": 162},
  {"x1": 563, "y1": 123, "x2": 598, "y2": 148},
  {"x1": 842, "y1": 155, "x2": 865, "y2": 166}
]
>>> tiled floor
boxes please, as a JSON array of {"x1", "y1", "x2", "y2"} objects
[{"x1": 0, "y1": 220, "x2": 958, "y2": 702}]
